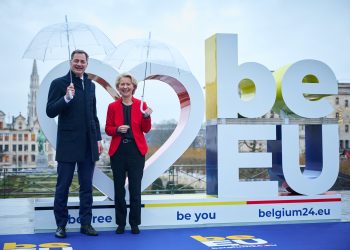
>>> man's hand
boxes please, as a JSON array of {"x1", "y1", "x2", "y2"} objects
[
  {"x1": 66, "y1": 83, "x2": 75, "y2": 100},
  {"x1": 97, "y1": 141, "x2": 103, "y2": 155}
]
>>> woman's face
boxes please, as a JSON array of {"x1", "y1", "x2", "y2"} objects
[{"x1": 117, "y1": 76, "x2": 135, "y2": 98}]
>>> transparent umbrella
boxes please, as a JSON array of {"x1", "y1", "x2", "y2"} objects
[
  {"x1": 105, "y1": 33, "x2": 190, "y2": 73},
  {"x1": 23, "y1": 17, "x2": 116, "y2": 61},
  {"x1": 23, "y1": 16, "x2": 116, "y2": 98},
  {"x1": 105, "y1": 33, "x2": 191, "y2": 112}
]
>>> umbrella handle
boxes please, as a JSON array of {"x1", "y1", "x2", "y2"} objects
[
  {"x1": 140, "y1": 98, "x2": 146, "y2": 114},
  {"x1": 68, "y1": 82, "x2": 74, "y2": 100}
]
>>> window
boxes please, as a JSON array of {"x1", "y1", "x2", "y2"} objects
[
  {"x1": 31, "y1": 155, "x2": 35, "y2": 162},
  {"x1": 346, "y1": 100, "x2": 349, "y2": 108},
  {"x1": 4, "y1": 145, "x2": 8, "y2": 151},
  {"x1": 0, "y1": 145, "x2": 2, "y2": 152},
  {"x1": 12, "y1": 134, "x2": 17, "y2": 141},
  {"x1": 31, "y1": 144, "x2": 35, "y2": 151},
  {"x1": 346, "y1": 125, "x2": 349, "y2": 133},
  {"x1": 12, "y1": 145, "x2": 16, "y2": 151},
  {"x1": 336, "y1": 112, "x2": 339, "y2": 118},
  {"x1": 31, "y1": 133, "x2": 36, "y2": 141},
  {"x1": 4, "y1": 133, "x2": 9, "y2": 141},
  {"x1": 24, "y1": 145, "x2": 28, "y2": 151},
  {"x1": 0, "y1": 133, "x2": 3, "y2": 141},
  {"x1": 0, "y1": 121, "x2": 3, "y2": 129},
  {"x1": 24, "y1": 134, "x2": 29, "y2": 141},
  {"x1": 336, "y1": 97, "x2": 339, "y2": 105},
  {"x1": 346, "y1": 140, "x2": 349, "y2": 149},
  {"x1": 340, "y1": 140, "x2": 344, "y2": 149},
  {"x1": 18, "y1": 134, "x2": 23, "y2": 141},
  {"x1": 18, "y1": 145, "x2": 23, "y2": 151}
]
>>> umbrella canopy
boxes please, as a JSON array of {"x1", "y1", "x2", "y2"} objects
[
  {"x1": 105, "y1": 35, "x2": 191, "y2": 113},
  {"x1": 104, "y1": 37, "x2": 190, "y2": 74},
  {"x1": 23, "y1": 21, "x2": 116, "y2": 61}
]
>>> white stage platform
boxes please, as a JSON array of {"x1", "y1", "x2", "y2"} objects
[{"x1": 1, "y1": 191, "x2": 350, "y2": 235}]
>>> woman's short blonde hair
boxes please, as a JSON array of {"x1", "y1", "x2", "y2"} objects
[{"x1": 115, "y1": 73, "x2": 138, "y2": 94}]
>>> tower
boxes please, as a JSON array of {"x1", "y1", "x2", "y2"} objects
[{"x1": 27, "y1": 60, "x2": 39, "y2": 128}]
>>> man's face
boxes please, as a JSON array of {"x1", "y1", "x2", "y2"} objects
[{"x1": 70, "y1": 53, "x2": 88, "y2": 78}]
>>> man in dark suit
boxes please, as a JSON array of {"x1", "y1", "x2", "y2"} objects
[{"x1": 46, "y1": 49, "x2": 103, "y2": 238}]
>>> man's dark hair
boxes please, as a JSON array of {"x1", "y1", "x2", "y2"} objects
[{"x1": 71, "y1": 49, "x2": 89, "y2": 61}]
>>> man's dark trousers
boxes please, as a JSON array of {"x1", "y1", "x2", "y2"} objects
[{"x1": 54, "y1": 141, "x2": 95, "y2": 227}]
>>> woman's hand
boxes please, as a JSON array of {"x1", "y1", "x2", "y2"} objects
[
  {"x1": 143, "y1": 107, "x2": 153, "y2": 118},
  {"x1": 118, "y1": 125, "x2": 130, "y2": 133}
]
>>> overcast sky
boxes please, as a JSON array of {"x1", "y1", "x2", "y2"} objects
[{"x1": 0, "y1": 0, "x2": 349, "y2": 126}]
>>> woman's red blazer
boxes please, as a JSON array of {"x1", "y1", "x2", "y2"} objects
[{"x1": 105, "y1": 97, "x2": 151, "y2": 156}]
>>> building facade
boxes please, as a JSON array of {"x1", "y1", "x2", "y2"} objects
[
  {"x1": 0, "y1": 60, "x2": 55, "y2": 170},
  {"x1": 331, "y1": 83, "x2": 350, "y2": 151}
]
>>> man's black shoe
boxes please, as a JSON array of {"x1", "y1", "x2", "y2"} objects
[
  {"x1": 115, "y1": 225, "x2": 125, "y2": 234},
  {"x1": 55, "y1": 226, "x2": 66, "y2": 238},
  {"x1": 80, "y1": 224, "x2": 98, "y2": 236},
  {"x1": 131, "y1": 225, "x2": 140, "y2": 234}
]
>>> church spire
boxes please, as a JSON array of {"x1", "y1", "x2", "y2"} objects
[
  {"x1": 28, "y1": 60, "x2": 39, "y2": 128},
  {"x1": 30, "y1": 59, "x2": 39, "y2": 88}
]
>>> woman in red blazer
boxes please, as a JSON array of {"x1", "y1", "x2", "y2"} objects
[{"x1": 105, "y1": 72, "x2": 152, "y2": 234}]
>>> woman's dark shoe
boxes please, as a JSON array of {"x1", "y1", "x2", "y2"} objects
[
  {"x1": 116, "y1": 226, "x2": 125, "y2": 234},
  {"x1": 131, "y1": 225, "x2": 140, "y2": 234}
]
